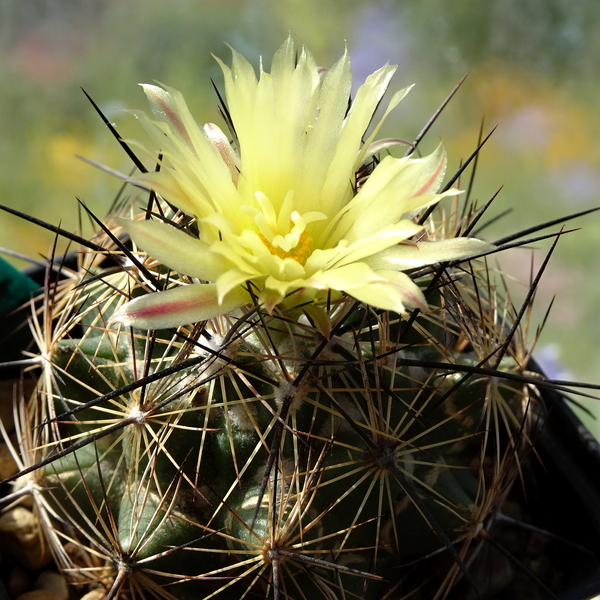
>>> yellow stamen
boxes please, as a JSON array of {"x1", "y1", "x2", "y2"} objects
[{"x1": 259, "y1": 230, "x2": 312, "y2": 265}]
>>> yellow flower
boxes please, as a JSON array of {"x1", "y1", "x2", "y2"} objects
[{"x1": 113, "y1": 37, "x2": 494, "y2": 329}]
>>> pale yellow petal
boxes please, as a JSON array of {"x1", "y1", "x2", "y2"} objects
[
  {"x1": 305, "y1": 222, "x2": 423, "y2": 273},
  {"x1": 118, "y1": 218, "x2": 232, "y2": 281},
  {"x1": 361, "y1": 137, "x2": 411, "y2": 163},
  {"x1": 321, "y1": 62, "x2": 398, "y2": 215},
  {"x1": 366, "y1": 238, "x2": 495, "y2": 270},
  {"x1": 324, "y1": 145, "x2": 453, "y2": 245},
  {"x1": 348, "y1": 270, "x2": 428, "y2": 314},
  {"x1": 216, "y1": 268, "x2": 261, "y2": 302},
  {"x1": 128, "y1": 170, "x2": 201, "y2": 217},
  {"x1": 304, "y1": 262, "x2": 383, "y2": 291},
  {"x1": 355, "y1": 85, "x2": 413, "y2": 167},
  {"x1": 296, "y1": 48, "x2": 353, "y2": 214}
]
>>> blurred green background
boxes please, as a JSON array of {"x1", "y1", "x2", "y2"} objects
[{"x1": 1, "y1": 0, "x2": 600, "y2": 434}]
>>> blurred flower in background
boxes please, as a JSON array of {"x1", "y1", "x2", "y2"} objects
[{"x1": 1, "y1": 0, "x2": 599, "y2": 433}]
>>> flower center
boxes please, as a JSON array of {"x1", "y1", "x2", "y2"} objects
[{"x1": 259, "y1": 230, "x2": 312, "y2": 265}]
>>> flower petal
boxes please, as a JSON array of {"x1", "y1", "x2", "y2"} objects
[
  {"x1": 110, "y1": 284, "x2": 248, "y2": 329},
  {"x1": 321, "y1": 145, "x2": 454, "y2": 247},
  {"x1": 216, "y1": 37, "x2": 324, "y2": 214},
  {"x1": 119, "y1": 218, "x2": 232, "y2": 281},
  {"x1": 356, "y1": 86, "x2": 413, "y2": 167},
  {"x1": 296, "y1": 48, "x2": 353, "y2": 215},
  {"x1": 304, "y1": 262, "x2": 384, "y2": 291},
  {"x1": 361, "y1": 137, "x2": 411, "y2": 162},
  {"x1": 216, "y1": 267, "x2": 262, "y2": 302},
  {"x1": 348, "y1": 270, "x2": 428, "y2": 314},
  {"x1": 305, "y1": 221, "x2": 423, "y2": 273},
  {"x1": 303, "y1": 304, "x2": 333, "y2": 339},
  {"x1": 141, "y1": 83, "x2": 196, "y2": 149},
  {"x1": 125, "y1": 39, "x2": 484, "y2": 327},
  {"x1": 366, "y1": 238, "x2": 496, "y2": 270},
  {"x1": 204, "y1": 123, "x2": 239, "y2": 184},
  {"x1": 321, "y1": 62, "x2": 399, "y2": 211},
  {"x1": 133, "y1": 85, "x2": 240, "y2": 218},
  {"x1": 128, "y1": 170, "x2": 201, "y2": 218}
]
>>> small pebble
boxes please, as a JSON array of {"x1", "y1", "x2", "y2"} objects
[
  {"x1": 0, "y1": 507, "x2": 52, "y2": 570},
  {"x1": 34, "y1": 570, "x2": 69, "y2": 600},
  {"x1": 7, "y1": 565, "x2": 32, "y2": 598},
  {"x1": 15, "y1": 591, "x2": 63, "y2": 600},
  {"x1": 80, "y1": 589, "x2": 108, "y2": 600}
]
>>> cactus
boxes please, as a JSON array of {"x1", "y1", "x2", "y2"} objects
[{"x1": 1, "y1": 37, "x2": 597, "y2": 599}]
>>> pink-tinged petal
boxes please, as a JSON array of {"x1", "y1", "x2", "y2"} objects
[
  {"x1": 403, "y1": 143, "x2": 447, "y2": 199},
  {"x1": 136, "y1": 85, "x2": 240, "y2": 218},
  {"x1": 141, "y1": 84, "x2": 194, "y2": 148},
  {"x1": 204, "y1": 123, "x2": 239, "y2": 184},
  {"x1": 110, "y1": 284, "x2": 248, "y2": 329},
  {"x1": 141, "y1": 84, "x2": 232, "y2": 171},
  {"x1": 366, "y1": 238, "x2": 495, "y2": 271}
]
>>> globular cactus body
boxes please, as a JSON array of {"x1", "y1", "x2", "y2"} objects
[{"x1": 18, "y1": 247, "x2": 529, "y2": 600}]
